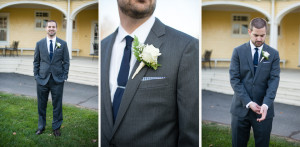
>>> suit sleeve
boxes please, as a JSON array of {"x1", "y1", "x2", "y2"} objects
[
  {"x1": 263, "y1": 51, "x2": 280, "y2": 107},
  {"x1": 62, "y1": 41, "x2": 70, "y2": 80},
  {"x1": 33, "y1": 42, "x2": 40, "y2": 78},
  {"x1": 229, "y1": 48, "x2": 252, "y2": 107},
  {"x1": 177, "y1": 38, "x2": 199, "y2": 146}
]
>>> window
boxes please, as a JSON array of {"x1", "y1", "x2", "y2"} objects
[
  {"x1": 232, "y1": 14, "x2": 249, "y2": 36},
  {"x1": 62, "y1": 15, "x2": 76, "y2": 30},
  {"x1": 35, "y1": 11, "x2": 49, "y2": 29},
  {"x1": 0, "y1": 16, "x2": 8, "y2": 41},
  {"x1": 0, "y1": 13, "x2": 9, "y2": 43}
]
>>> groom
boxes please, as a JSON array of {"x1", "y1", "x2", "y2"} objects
[
  {"x1": 229, "y1": 18, "x2": 280, "y2": 146},
  {"x1": 33, "y1": 20, "x2": 70, "y2": 136},
  {"x1": 101, "y1": 0, "x2": 199, "y2": 146}
]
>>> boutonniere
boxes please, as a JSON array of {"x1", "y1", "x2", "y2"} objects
[
  {"x1": 260, "y1": 50, "x2": 270, "y2": 62},
  {"x1": 131, "y1": 36, "x2": 161, "y2": 79},
  {"x1": 56, "y1": 42, "x2": 61, "y2": 49}
]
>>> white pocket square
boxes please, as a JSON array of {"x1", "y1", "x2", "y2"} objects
[
  {"x1": 142, "y1": 77, "x2": 166, "y2": 81},
  {"x1": 263, "y1": 61, "x2": 270, "y2": 63}
]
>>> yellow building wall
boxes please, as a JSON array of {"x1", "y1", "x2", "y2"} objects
[
  {"x1": 71, "y1": 0, "x2": 96, "y2": 13},
  {"x1": 276, "y1": 1, "x2": 300, "y2": 17},
  {"x1": 202, "y1": 10, "x2": 268, "y2": 67},
  {"x1": 0, "y1": 0, "x2": 97, "y2": 57},
  {"x1": 278, "y1": 12, "x2": 300, "y2": 69},
  {"x1": 0, "y1": 5, "x2": 98, "y2": 57},
  {"x1": 72, "y1": 8, "x2": 98, "y2": 57},
  {"x1": 202, "y1": 0, "x2": 271, "y2": 16},
  {"x1": 0, "y1": 7, "x2": 66, "y2": 55}
]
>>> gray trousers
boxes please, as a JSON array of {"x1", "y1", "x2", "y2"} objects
[
  {"x1": 231, "y1": 110, "x2": 273, "y2": 147},
  {"x1": 37, "y1": 75, "x2": 64, "y2": 130}
]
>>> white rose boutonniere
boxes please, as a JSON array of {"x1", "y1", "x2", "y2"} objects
[
  {"x1": 56, "y1": 42, "x2": 61, "y2": 49},
  {"x1": 260, "y1": 50, "x2": 270, "y2": 62},
  {"x1": 132, "y1": 36, "x2": 161, "y2": 79}
]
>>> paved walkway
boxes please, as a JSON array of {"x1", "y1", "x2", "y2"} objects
[
  {"x1": 0, "y1": 73, "x2": 98, "y2": 110},
  {"x1": 202, "y1": 90, "x2": 300, "y2": 141}
]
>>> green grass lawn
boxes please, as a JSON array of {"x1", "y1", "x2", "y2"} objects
[
  {"x1": 202, "y1": 121, "x2": 300, "y2": 147},
  {"x1": 0, "y1": 92, "x2": 98, "y2": 146}
]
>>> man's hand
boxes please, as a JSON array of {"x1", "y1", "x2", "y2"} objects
[
  {"x1": 249, "y1": 102, "x2": 261, "y2": 114},
  {"x1": 257, "y1": 105, "x2": 268, "y2": 122}
]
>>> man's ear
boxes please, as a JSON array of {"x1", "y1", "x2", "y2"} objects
[{"x1": 248, "y1": 29, "x2": 252, "y2": 36}]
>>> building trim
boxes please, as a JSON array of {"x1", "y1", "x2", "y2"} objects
[
  {"x1": 70, "y1": 1, "x2": 98, "y2": 19},
  {"x1": 0, "y1": 1, "x2": 67, "y2": 16},
  {"x1": 202, "y1": 1, "x2": 271, "y2": 20},
  {"x1": 276, "y1": 2, "x2": 300, "y2": 23}
]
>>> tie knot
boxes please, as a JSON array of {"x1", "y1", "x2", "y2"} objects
[
  {"x1": 50, "y1": 40, "x2": 52, "y2": 43},
  {"x1": 255, "y1": 48, "x2": 258, "y2": 51},
  {"x1": 125, "y1": 35, "x2": 133, "y2": 47}
]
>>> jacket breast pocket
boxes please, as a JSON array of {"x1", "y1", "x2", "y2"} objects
[
  {"x1": 55, "y1": 49, "x2": 63, "y2": 57},
  {"x1": 138, "y1": 78, "x2": 168, "y2": 89},
  {"x1": 261, "y1": 62, "x2": 271, "y2": 71}
]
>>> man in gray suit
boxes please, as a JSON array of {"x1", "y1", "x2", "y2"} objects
[
  {"x1": 230, "y1": 18, "x2": 280, "y2": 146},
  {"x1": 33, "y1": 20, "x2": 70, "y2": 137},
  {"x1": 101, "y1": 0, "x2": 199, "y2": 146}
]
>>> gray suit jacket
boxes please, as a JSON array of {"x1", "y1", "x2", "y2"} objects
[
  {"x1": 229, "y1": 42, "x2": 280, "y2": 119},
  {"x1": 101, "y1": 18, "x2": 199, "y2": 147},
  {"x1": 33, "y1": 37, "x2": 70, "y2": 85}
]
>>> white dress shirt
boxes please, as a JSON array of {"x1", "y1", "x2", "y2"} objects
[
  {"x1": 109, "y1": 15, "x2": 155, "y2": 103},
  {"x1": 246, "y1": 40, "x2": 268, "y2": 109},
  {"x1": 250, "y1": 40, "x2": 263, "y2": 62},
  {"x1": 46, "y1": 36, "x2": 57, "y2": 54}
]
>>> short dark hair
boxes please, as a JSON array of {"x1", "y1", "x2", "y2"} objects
[
  {"x1": 249, "y1": 18, "x2": 267, "y2": 31},
  {"x1": 47, "y1": 20, "x2": 57, "y2": 28}
]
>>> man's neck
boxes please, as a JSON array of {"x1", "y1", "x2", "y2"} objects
[{"x1": 119, "y1": 11, "x2": 151, "y2": 34}]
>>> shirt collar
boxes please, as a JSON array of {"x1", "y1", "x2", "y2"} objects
[
  {"x1": 115, "y1": 15, "x2": 155, "y2": 45},
  {"x1": 47, "y1": 36, "x2": 57, "y2": 44},
  {"x1": 249, "y1": 40, "x2": 264, "y2": 51}
]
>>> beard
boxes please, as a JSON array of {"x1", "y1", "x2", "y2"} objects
[
  {"x1": 253, "y1": 40, "x2": 264, "y2": 47},
  {"x1": 118, "y1": 0, "x2": 156, "y2": 19},
  {"x1": 48, "y1": 31, "x2": 56, "y2": 37}
]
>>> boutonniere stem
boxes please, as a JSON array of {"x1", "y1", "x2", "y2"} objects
[{"x1": 131, "y1": 36, "x2": 161, "y2": 79}]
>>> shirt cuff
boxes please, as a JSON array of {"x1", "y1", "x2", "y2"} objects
[
  {"x1": 262, "y1": 104, "x2": 269, "y2": 110},
  {"x1": 246, "y1": 101, "x2": 253, "y2": 109}
]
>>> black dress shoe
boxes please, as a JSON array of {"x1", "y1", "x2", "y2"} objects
[
  {"x1": 53, "y1": 129, "x2": 61, "y2": 137},
  {"x1": 35, "y1": 129, "x2": 45, "y2": 135}
]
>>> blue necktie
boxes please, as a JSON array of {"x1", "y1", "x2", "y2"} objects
[
  {"x1": 112, "y1": 35, "x2": 133, "y2": 122},
  {"x1": 49, "y1": 40, "x2": 53, "y2": 61},
  {"x1": 253, "y1": 48, "x2": 258, "y2": 74}
]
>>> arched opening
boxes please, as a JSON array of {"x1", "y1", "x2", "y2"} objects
[
  {"x1": 71, "y1": 3, "x2": 98, "y2": 57},
  {"x1": 202, "y1": 2, "x2": 269, "y2": 67},
  {"x1": 0, "y1": 2, "x2": 66, "y2": 55},
  {"x1": 276, "y1": 4, "x2": 300, "y2": 68}
]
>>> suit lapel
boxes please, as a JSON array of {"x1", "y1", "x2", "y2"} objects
[
  {"x1": 246, "y1": 42, "x2": 255, "y2": 77},
  {"x1": 52, "y1": 38, "x2": 59, "y2": 61},
  {"x1": 103, "y1": 30, "x2": 118, "y2": 130},
  {"x1": 42, "y1": 38, "x2": 51, "y2": 62},
  {"x1": 112, "y1": 18, "x2": 165, "y2": 136}
]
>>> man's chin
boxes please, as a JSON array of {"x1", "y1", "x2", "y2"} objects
[
  {"x1": 48, "y1": 33, "x2": 56, "y2": 37},
  {"x1": 255, "y1": 42, "x2": 264, "y2": 47}
]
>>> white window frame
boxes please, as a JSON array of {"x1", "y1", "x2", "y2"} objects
[
  {"x1": 35, "y1": 11, "x2": 50, "y2": 30},
  {"x1": 90, "y1": 20, "x2": 98, "y2": 54},
  {"x1": 0, "y1": 13, "x2": 9, "y2": 45},
  {"x1": 231, "y1": 14, "x2": 250, "y2": 38},
  {"x1": 62, "y1": 14, "x2": 76, "y2": 32}
]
